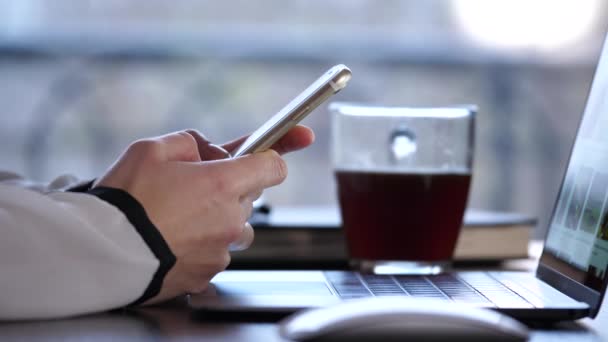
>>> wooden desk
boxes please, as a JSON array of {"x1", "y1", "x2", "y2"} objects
[{"x1": 1, "y1": 242, "x2": 606, "y2": 341}]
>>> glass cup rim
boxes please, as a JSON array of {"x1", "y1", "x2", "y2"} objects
[{"x1": 329, "y1": 102, "x2": 477, "y2": 118}]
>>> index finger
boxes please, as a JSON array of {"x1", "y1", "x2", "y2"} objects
[
  {"x1": 208, "y1": 150, "x2": 288, "y2": 194},
  {"x1": 184, "y1": 129, "x2": 231, "y2": 161},
  {"x1": 222, "y1": 125, "x2": 314, "y2": 156}
]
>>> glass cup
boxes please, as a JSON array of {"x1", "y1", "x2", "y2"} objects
[{"x1": 330, "y1": 102, "x2": 475, "y2": 274}]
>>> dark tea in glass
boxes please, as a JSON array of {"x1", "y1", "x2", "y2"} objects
[
  {"x1": 330, "y1": 103, "x2": 475, "y2": 273},
  {"x1": 336, "y1": 170, "x2": 471, "y2": 261}
]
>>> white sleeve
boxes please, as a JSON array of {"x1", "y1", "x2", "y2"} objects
[
  {"x1": 0, "y1": 175, "x2": 175, "y2": 320},
  {"x1": 0, "y1": 171, "x2": 90, "y2": 192}
]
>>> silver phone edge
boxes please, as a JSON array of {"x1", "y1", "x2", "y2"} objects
[{"x1": 232, "y1": 66, "x2": 351, "y2": 157}]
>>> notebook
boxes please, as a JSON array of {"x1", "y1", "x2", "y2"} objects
[{"x1": 233, "y1": 207, "x2": 535, "y2": 267}]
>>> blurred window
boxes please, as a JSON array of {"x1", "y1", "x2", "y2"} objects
[{"x1": 1, "y1": 0, "x2": 607, "y2": 237}]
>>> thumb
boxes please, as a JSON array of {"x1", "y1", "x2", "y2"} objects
[{"x1": 208, "y1": 150, "x2": 288, "y2": 194}]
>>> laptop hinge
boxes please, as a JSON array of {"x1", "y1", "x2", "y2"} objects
[{"x1": 536, "y1": 264, "x2": 601, "y2": 317}]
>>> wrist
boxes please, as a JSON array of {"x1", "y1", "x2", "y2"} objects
[{"x1": 86, "y1": 186, "x2": 176, "y2": 305}]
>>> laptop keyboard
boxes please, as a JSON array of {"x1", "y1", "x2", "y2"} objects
[{"x1": 324, "y1": 271, "x2": 534, "y2": 308}]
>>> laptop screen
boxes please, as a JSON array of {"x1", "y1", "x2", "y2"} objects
[{"x1": 541, "y1": 34, "x2": 608, "y2": 294}]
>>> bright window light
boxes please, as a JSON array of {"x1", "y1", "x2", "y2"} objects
[{"x1": 451, "y1": 0, "x2": 600, "y2": 50}]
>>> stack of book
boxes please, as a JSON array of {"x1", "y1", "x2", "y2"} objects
[{"x1": 231, "y1": 206, "x2": 537, "y2": 268}]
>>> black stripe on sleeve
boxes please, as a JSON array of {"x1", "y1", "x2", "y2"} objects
[
  {"x1": 86, "y1": 186, "x2": 176, "y2": 306},
  {"x1": 66, "y1": 180, "x2": 95, "y2": 192}
]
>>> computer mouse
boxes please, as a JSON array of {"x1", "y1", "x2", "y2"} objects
[{"x1": 279, "y1": 297, "x2": 529, "y2": 341}]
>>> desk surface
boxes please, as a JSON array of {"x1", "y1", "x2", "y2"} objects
[
  {"x1": 0, "y1": 296, "x2": 605, "y2": 342},
  {"x1": 1, "y1": 244, "x2": 607, "y2": 341}
]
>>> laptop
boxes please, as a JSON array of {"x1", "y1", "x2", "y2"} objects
[{"x1": 189, "y1": 34, "x2": 608, "y2": 321}]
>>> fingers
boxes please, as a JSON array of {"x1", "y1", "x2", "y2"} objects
[
  {"x1": 228, "y1": 222, "x2": 255, "y2": 251},
  {"x1": 221, "y1": 135, "x2": 248, "y2": 156},
  {"x1": 154, "y1": 131, "x2": 202, "y2": 162},
  {"x1": 206, "y1": 144, "x2": 231, "y2": 160},
  {"x1": 271, "y1": 125, "x2": 315, "y2": 155},
  {"x1": 185, "y1": 129, "x2": 231, "y2": 161},
  {"x1": 221, "y1": 125, "x2": 315, "y2": 156},
  {"x1": 228, "y1": 193, "x2": 257, "y2": 252},
  {"x1": 245, "y1": 189, "x2": 264, "y2": 203},
  {"x1": 207, "y1": 149, "x2": 288, "y2": 194}
]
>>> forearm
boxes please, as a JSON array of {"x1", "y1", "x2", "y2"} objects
[{"x1": 0, "y1": 184, "x2": 173, "y2": 320}]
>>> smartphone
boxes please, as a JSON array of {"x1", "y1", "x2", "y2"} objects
[{"x1": 231, "y1": 64, "x2": 352, "y2": 158}]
